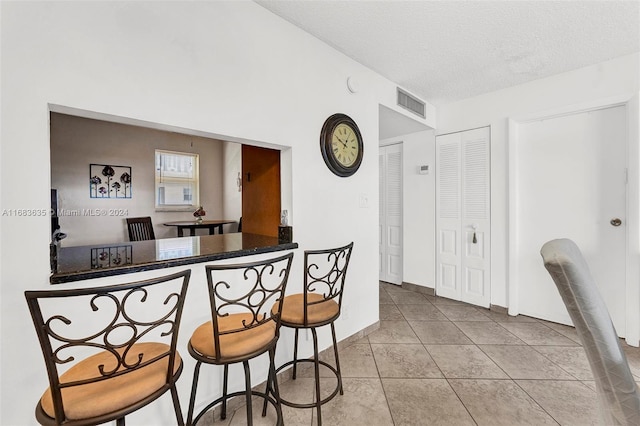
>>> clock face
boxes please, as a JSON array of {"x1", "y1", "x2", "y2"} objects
[
  {"x1": 331, "y1": 123, "x2": 360, "y2": 167},
  {"x1": 320, "y1": 114, "x2": 364, "y2": 177}
]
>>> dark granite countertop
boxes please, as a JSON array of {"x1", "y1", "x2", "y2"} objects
[{"x1": 50, "y1": 233, "x2": 298, "y2": 284}]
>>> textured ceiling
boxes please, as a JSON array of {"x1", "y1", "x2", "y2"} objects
[{"x1": 256, "y1": 1, "x2": 640, "y2": 106}]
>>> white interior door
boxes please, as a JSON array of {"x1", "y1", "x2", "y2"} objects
[
  {"x1": 379, "y1": 143, "x2": 403, "y2": 284},
  {"x1": 436, "y1": 127, "x2": 491, "y2": 307},
  {"x1": 515, "y1": 105, "x2": 627, "y2": 334},
  {"x1": 435, "y1": 134, "x2": 461, "y2": 299}
]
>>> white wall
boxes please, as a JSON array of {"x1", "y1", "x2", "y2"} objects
[
  {"x1": 381, "y1": 130, "x2": 436, "y2": 289},
  {"x1": 0, "y1": 2, "x2": 433, "y2": 424},
  {"x1": 222, "y1": 141, "x2": 242, "y2": 232},
  {"x1": 51, "y1": 113, "x2": 237, "y2": 245},
  {"x1": 437, "y1": 52, "x2": 640, "y2": 307}
]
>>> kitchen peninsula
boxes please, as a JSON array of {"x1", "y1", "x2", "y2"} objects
[{"x1": 51, "y1": 233, "x2": 297, "y2": 284}]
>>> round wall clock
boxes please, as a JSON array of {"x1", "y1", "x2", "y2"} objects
[{"x1": 319, "y1": 113, "x2": 364, "y2": 177}]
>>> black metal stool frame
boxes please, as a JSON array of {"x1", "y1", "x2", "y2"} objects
[
  {"x1": 271, "y1": 242, "x2": 354, "y2": 425},
  {"x1": 25, "y1": 269, "x2": 191, "y2": 426},
  {"x1": 186, "y1": 253, "x2": 294, "y2": 426}
]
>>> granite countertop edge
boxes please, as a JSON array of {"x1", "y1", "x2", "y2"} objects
[{"x1": 50, "y1": 240, "x2": 298, "y2": 284}]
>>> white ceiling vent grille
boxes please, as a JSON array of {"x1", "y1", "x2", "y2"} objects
[{"x1": 397, "y1": 88, "x2": 426, "y2": 118}]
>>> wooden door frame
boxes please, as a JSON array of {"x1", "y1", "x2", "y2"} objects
[{"x1": 507, "y1": 93, "x2": 640, "y2": 346}]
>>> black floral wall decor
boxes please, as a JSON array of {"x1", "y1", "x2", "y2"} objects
[{"x1": 89, "y1": 164, "x2": 132, "y2": 198}]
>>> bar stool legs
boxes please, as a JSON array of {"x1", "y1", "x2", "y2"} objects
[
  {"x1": 187, "y1": 350, "x2": 284, "y2": 426},
  {"x1": 272, "y1": 324, "x2": 343, "y2": 426},
  {"x1": 221, "y1": 364, "x2": 228, "y2": 420},
  {"x1": 272, "y1": 242, "x2": 353, "y2": 425},
  {"x1": 186, "y1": 253, "x2": 293, "y2": 426},
  {"x1": 330, "y1": 323, "x2": 344, "y2": 397}
]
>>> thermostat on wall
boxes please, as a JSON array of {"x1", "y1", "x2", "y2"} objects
[{"x1": 418, "y1": 165, "x2": 429, "y2": 175}]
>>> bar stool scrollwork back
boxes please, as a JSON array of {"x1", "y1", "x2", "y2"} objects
[
  {"x1": 186, "y1": 252, "x2": 294, "y2": 426},
  {"x1": 25, "y1": 270, "x2": 191, "y2": 426},
  {"x1": 271, "y1": 242, "x2": 354, "y2": 425}
]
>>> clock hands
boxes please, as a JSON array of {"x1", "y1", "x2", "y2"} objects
[{"x1": 335, "y1": 136, "x2": 348, "y2": 149}]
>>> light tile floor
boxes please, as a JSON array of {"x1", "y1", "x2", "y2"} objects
[{"x1": 201, "y1": 282, "x2": 640, "y2": 425}]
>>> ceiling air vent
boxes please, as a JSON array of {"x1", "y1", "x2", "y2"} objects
[{"x1": 397, "y1": 88, "x2": 426, "y2": 118}]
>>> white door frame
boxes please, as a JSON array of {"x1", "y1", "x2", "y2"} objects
[{"x1": 507, "y1": 93, "x2": 640, "y2": 346}]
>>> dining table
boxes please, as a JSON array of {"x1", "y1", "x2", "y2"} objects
[{"x1": 163, "y1": 219, "x2": 236, "y2": 237}]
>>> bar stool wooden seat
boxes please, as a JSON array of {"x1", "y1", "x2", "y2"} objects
[
  {"x1": 186, "y1": 253, "x2": 294, "y2": 426},
  {"x1": 271, "y1": 242, "x2": 354, "y2": 425},
  {"x1": 25, "y1": 270, "x2": 191, "y2": 426}
]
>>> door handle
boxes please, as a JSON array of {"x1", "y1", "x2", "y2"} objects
[{"x1": 610, "y1": 218, "x2": 622, "y2": 227}]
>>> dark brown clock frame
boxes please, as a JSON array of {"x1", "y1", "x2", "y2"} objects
[{"x1": 319, "y1": 113, "x2": 364, "y2": 177}]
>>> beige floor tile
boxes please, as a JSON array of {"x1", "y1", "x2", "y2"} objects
[
  {"x1": 312, "y1": 378, "x2": 394, "y2": 426},
  {"x1": 197, "y1": 408, "x2": 232, "y2": 426},
  {"x1": 454, "y1": 321, "x2": 525, "y2": 345},
  {"x1": 541, "y1": 321, "x2": 583, "y2": 344},
  {"x1": 196, "y1": 380, "x2": 311, "y2": 426},
  {"x1": 379, "y1": 303, "x2": 404, "y2": 320},
  {"x1": 435, "y1": 305, "x2": 492, "y2": 321},
  {"x1": 621, "y1": 343, "x2": 640, "y2": 378},
  {"x1": 484, "y1": 311, "x2": 539, "y2": 323},
  {"x1": 379, "y1": 289, "x2": 395, "y2": 305},
  {"x1": 408, "y1": 320, "x2": 473, "y2": 345},
  {"x1": 278, "y1": 376, "x2": 338, "y2": 408},
  {"x1": 396, "y1": 303, "x2": 449, "y2": 320},
  {"x1": 430, "y1": 296, "x2": 468, "y2": 306},
  {"x1": 516, "y1": 379, "x2": 599, "y2": 425},
  {"x1": 498, "y1": 322, "x2": 579, "y2": 346},
  {"x1": 533, "y1": 345, "x2": 593, "y2": 380},
  {"x1": 388, "y1": 291, "x2": 432, "y2": 305},
  {"x1": 382, "y1": 378, "x2": 475, "y2": 425},
  {"x1": 380, "y1": 282, "x2": 404, "y2": 293},
  {"x1": 449, "y1": 379, "x2": 557, "y2": 426},
  {"x1": 419, "y1": 293, "x2": 437, "y2": 303},
  {"x1": 348, "y1": 335, "x2": 369, "y2": 345},
  {"x1": 266, "y1": 282, "x2": 628, "y2": 425},
  {"x1": 367, "y1": 320, "x2": 420, "y2": 344},
  {"x1": 426, "y1": 344, "x2": 508, "y2": 379},
  {"x1": 297, "y1": 343, "x2": 379, "y2": 379},
  {"x1": 238, "y1": 401, "x2": 279, "y2": 426},
  {"x1": 337, "y1": 343, "x2": 379, "y2": 377},
  {"x1": 480, "y1": 345, "x2": 574, "y2": 379},
  {"x1": 371, "y1": 343, "x2": 442, "y2": 378}
]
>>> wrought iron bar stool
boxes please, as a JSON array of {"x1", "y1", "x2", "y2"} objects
[
  {"x1": 270, "y1": 242, "x2": 354, "y2": 425},
  {"x1": 186, "y1": 253, "x2": 294, "y2": 426},
  {"x1": 25, "y1": 270, "x2": 191, "y2": 426}
]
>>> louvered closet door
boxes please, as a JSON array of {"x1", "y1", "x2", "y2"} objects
[
  {"x1": 379, "y1": 143, "x2": 403, "y2": 284},
  {"x1": 436, "y1": 127, "x2": 490, "y2": 307}
]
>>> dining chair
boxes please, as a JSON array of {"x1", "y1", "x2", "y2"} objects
[
  {"x1": 25, "y1": 269, "x2": 191, "y2": 426},
  {"x1": 541, "y1": 238, "x2": 640, "y2": 425},
  {"x1": 271, "y1": 242, "x2": 354, "y2": 425},
  {"x1": 186, "y1": 252, "x2": 294, "y2": 426},
  {"x1": 126, "y1": 217, "x2": 155, "y2": 241}
]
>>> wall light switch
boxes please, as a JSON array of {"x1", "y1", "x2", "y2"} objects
[{"x1": 418, "y1": 165, "x2": 429, "y2": 175}]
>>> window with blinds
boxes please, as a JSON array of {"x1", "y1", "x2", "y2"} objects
[{"x1": 155, "y1": 150, "x2": 199, "y2": 210}]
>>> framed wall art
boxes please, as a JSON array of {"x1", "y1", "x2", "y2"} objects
[{"x1": 90, "y1": 164, "x2": 132, "y2": 198}]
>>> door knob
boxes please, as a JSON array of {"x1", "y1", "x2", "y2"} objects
[{"x1": 610, "y1": 218, "x2": 622, "y2": 227}]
